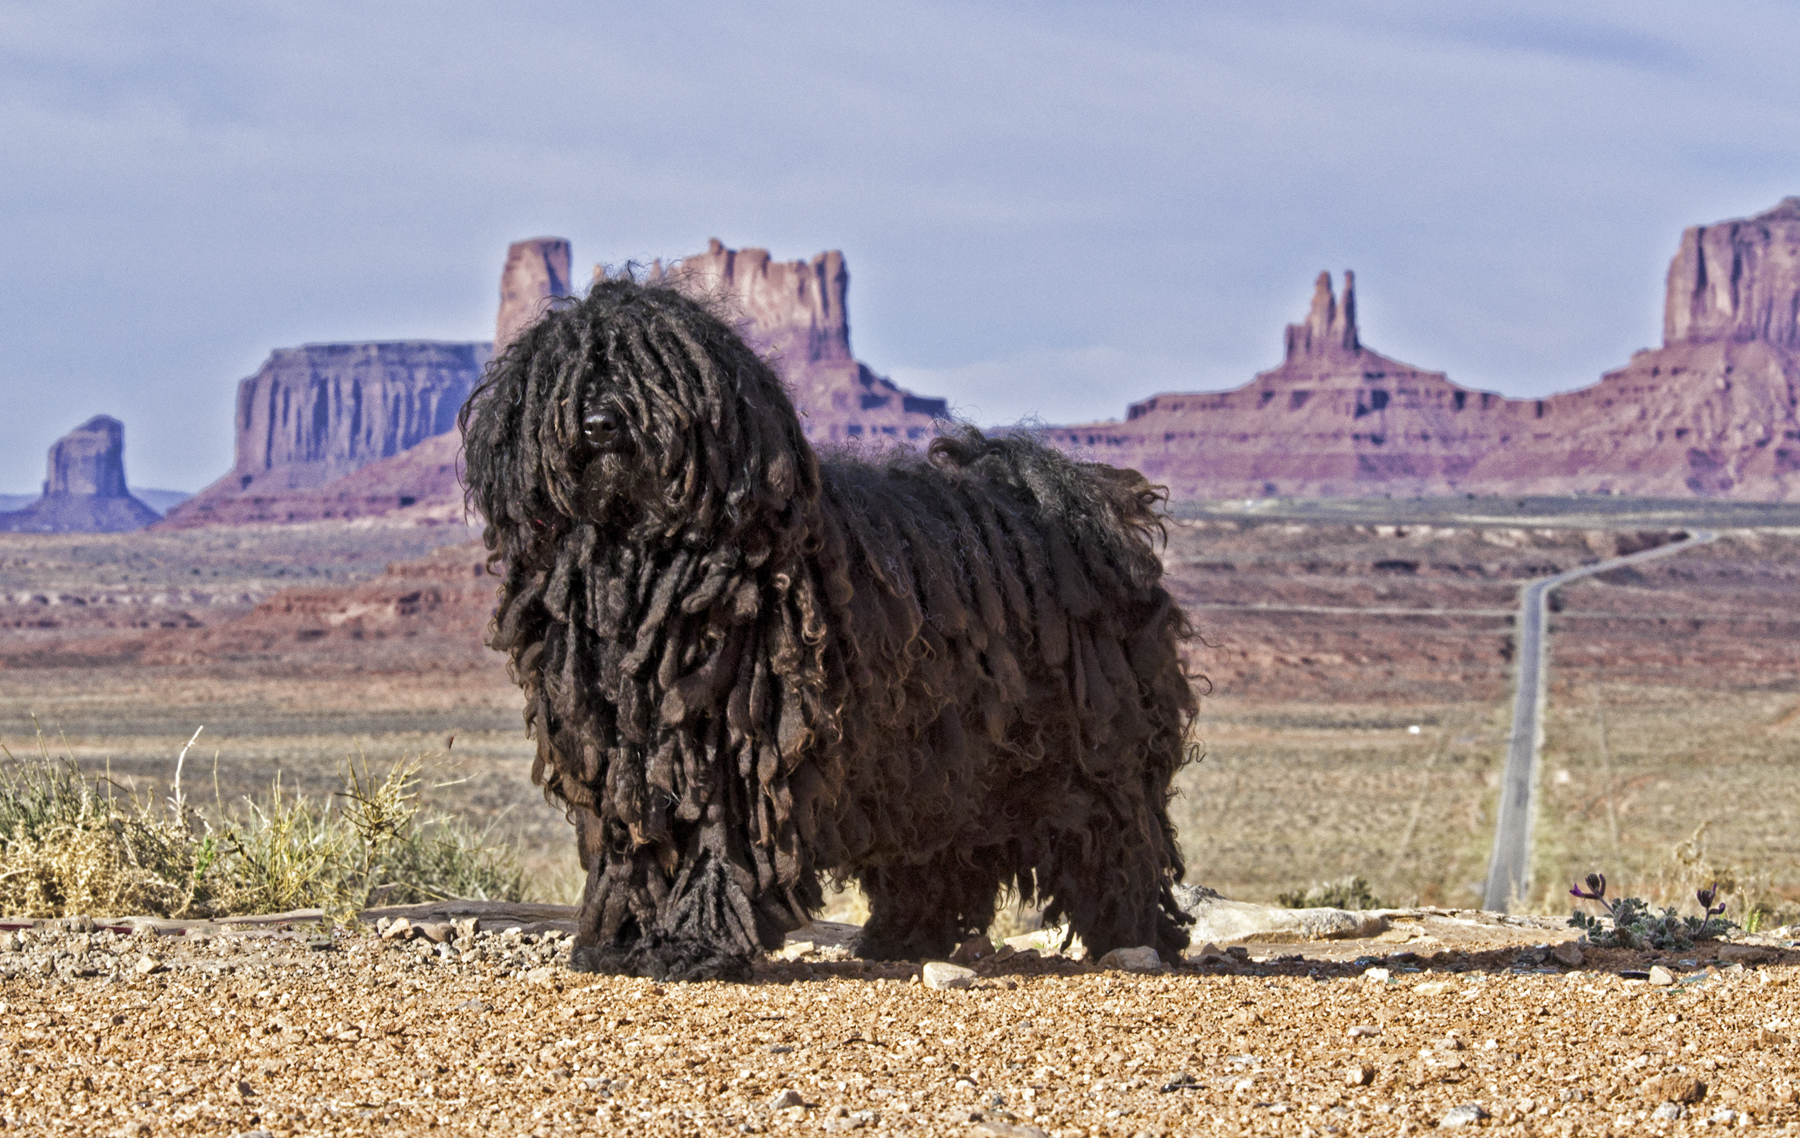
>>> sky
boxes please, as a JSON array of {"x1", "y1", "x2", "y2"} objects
[{"x1": 3, "y1": 1, "x2": 1799, "y2": 494}]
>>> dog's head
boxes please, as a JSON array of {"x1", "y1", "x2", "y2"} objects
[{"x1": 461, "y1": 278, "x2": 819, "y2": 557}]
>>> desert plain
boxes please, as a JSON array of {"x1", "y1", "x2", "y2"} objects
[{"x1": 2, "y1": 503, "x2": 1800, "y2": 1135}]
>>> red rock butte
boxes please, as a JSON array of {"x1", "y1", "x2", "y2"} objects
[
  {"x1": 160, "y1": 239, "x2": 948, "y2": 528},
  {"x1": 1050, "y1": 198, "x2": 1800, "y2": 501}
]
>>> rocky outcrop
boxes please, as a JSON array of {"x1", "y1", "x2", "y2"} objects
[
  {"x1": 649, "y1": 239, "x2": 947, "y2": 444},
  {"x1": 1050, "y1": 272, "x2": 1515, "y2": 498},
  {"x1": 1052, "y1": 200, "x2": 1800, "y2": 501},
  {"x1": 0, "y1": 416, "x2": 161, "y2": 533},
  {"x1": 496, "y1": 238, "x2": 572, "y2": 355},
  {"x1": 1664, "y1": 197, "x2": 1800, "y2": 349},
  {"x1": 161, "y1": 341, "x2": 489, "y2": 526}
]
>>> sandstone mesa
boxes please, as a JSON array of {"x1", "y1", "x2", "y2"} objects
[{"x1": 133, "y1": 197, "x2": 1800, "y2": 530}]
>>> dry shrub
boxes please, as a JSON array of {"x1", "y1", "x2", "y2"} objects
[{"x1": 0, "y1": 733, "x2": 526, "y2": 919}]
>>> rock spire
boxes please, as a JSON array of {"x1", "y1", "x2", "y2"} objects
[
  {"x1": 496, "y1": 238, "x2": 573, "y2": 354},
  {"x1": 1283, "y1": 271, "x2": 1360, "y2": 360}
]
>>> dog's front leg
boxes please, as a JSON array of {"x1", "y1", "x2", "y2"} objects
[{"x1": 568, "y1": 812, "x2": 767, "y2": 982}]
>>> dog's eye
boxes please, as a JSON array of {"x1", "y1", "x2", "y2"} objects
[{"x1": 582, "y1": 412, "x2": 622, "y2": 449}]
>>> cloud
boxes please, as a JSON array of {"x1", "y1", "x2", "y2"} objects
[{"x1": 1, "y1": 1, "x2": 1799, "y2": 491}]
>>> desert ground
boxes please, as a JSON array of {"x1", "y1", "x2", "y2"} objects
[
  {"x1": 4, "y1": 510, "x2": 1798, "y2": 917},
  {"x1": 3, "y1": 507, "x2": 1800, "y2": 1136},
  {"x1": 0, "y1": 912, "x2": 1795, "y2": 1137}
]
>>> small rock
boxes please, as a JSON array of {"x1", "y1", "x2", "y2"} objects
[
  {"x1": 1413, "y1": 981, "x2": 1451, "y2": 996},
  {"x1": 970, "y1": 1121, "x2": 1048, "y2": 1138},
  {"x1": 456, "y1": 998, "x2": 489, "y2": 1013},
  {"x1": 1710, "y1": 1109, "x2": 1740, "y2": 1125},
  {"x1": 526, "y1": 965, "x2": 558, "y2": 985},
  {"x1": 1346, "y1": 1062, "x2": 1375, "y2": 1087},
  {"x1": 1346, "y1": 1025, "x2": 1381, "y2": 1038},
  {"x1": 768, "y1": 1088, "x2": 804, "y2": 1110},
  {"x1": 417, "y1": 921, "x2": 453, "y2": 944},
  {"x1": 1362, "y1": 967, "x2": 1391, "y2": 983},
  {"x1": 1550, "y1": 942, "x2": 1584, "y2": 967},
  {"x1": 1642, "y1": 1073, "x2": 1707, "y2": 1104},
  {"x1": 949, "y1": 936, "x2": 994, "y2": 966},
  {"x1": 228, "y1": 1131, "x2": 274, "y2": 1138},
  {"x1": 380, "y1": 918, "x2": 413, "y2": 941},
  {"x1": 921, "y1": 961, "x2": 976, "y2": 990},
  {"x1": 1652, "y1": 1102, "x2": 1687, "y2": 1121},
  {"x1": 1097, "y1": 946, "x2": 1162, "y2": 972},
  {"x1": 1439, "y1": 1103, "x2": 1488, "y2": 1128},
  {"x1": 133, "y1": 955, "x2": 163, "y2": 976},
  {"x1": 1648, "y1": 965, "x2": 1675, "y2": 986}
]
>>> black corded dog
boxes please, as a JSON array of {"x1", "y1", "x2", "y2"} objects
[{"x1": 460, "y1": 279, "x2": 1197, "y2": 980}]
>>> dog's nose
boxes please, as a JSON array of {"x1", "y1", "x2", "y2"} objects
[{"x1": 583, "y1": 412, "x2": 622, "y2": 449}]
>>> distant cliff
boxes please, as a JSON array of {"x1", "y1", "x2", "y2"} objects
[
  {"x1": 653, "y1": 239, "x2": 947, "y2": 444},
  {"x1": 162, "y1": 340, "x2": 489, "y2": 525},
  {"x1": 1051, "y1": 199, "x2": 1800, "y2": 501},
  {"x1": 162, "y1": 237, "x2": 951, "y2": 527},
  {"x1": 0, "y1": 415, "x2": 161, "y2": 533}
]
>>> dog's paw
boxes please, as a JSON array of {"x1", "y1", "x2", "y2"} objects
[{"x1": 568, "y1": 935, "x2": 752, "y2": 982}]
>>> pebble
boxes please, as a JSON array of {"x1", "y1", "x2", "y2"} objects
[
  {"x1": 1361, "y1": 967, "x2": 1391, "y2": 983},
  {"x1": 1345, "y1": 1062, "x2": 1374, "y2": 1087},
  {"x1": 380, "y1": 918, "x2": 413, "y2": 941},
  {"x1": 1641, "y1": 1073, "x2": 1707, "y2": 1104},
  {"x1": 1346, "y1": 1024, "x2": 1381, "y2": 1038},
  {"x1": 949, "y1": 936, "x2": 995, "y2": 965},
  {"x1": 1096, "y1": 946, "x2": 1162, "y2": 972},
  {"x1": 1653, "y1": 1101, "x2": 1687, "y2": 1121},
  {"x1": 1550, "y1": 942, "x2": 1583, "y2": 967},
  {"x1": 1439, "y1": 1103, "x2": 1488, "y2": 1127},
  {"x1": 768, "y1": 1088, "x2": 804, "y2": 1110},
  {"x1": 1648, "y1": 965, "x2": 1675, "y2": 986},
  {"x1": 418, "y1": 921, "x2": 454, "y2": 944},
  {"x1": 921, "y1": 961, "x2": 976, "y2": 990},
  {"x1": 133, "y1": 955, "x2": 163, "y2": 976},
  {"x1": 970, "y1": 1121, "x2": 1048, "y2": 1138}
]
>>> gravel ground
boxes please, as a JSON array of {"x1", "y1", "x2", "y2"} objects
[{"x1": 2, "y1": 921, "x2": 1798, "y2": 1137}]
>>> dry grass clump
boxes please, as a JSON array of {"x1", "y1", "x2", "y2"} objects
[{"x1": 0, "y1": 729, "x2": 525, "y2": 920}]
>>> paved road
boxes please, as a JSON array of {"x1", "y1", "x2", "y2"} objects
[{"x1": 1479, "y1": 530, "x2": 1718, "y2": 912}]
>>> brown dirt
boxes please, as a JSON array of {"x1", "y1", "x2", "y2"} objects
[{"x1": 3, "y1": 917, "x2": 1797, "y2": 1137}]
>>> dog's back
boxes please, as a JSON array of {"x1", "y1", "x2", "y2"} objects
[{"x1": 806, "y1": 428, "x2": 1197, "y2": 960}]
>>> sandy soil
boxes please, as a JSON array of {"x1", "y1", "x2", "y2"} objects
[{"x1": 2, "y1": 917, "x2": 1797, "y2": 1137}]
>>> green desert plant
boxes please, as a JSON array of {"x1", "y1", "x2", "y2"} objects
[
  {"x1": 0, "y1": 730, "x2": 526, "y2": 920},
  {"x1": 1568, "y1": 872, "x2": 1736, "y2": 951},
  {"x1": 1278, "y1": 875, "x2": 1385, "y2": 911}
]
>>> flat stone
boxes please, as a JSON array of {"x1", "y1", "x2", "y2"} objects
[
  {"x1": 1550, "y1": 942, "x2": 1584, "y2": 967},
  {"x1": 133, "y1": 955, "x2": 163, "y2": 976},
  {"x1": 971, "y1": 1121, "x2": 1049, "y2": 1138},
  {"x1": 1648, "y1": 965, "x2": 1675, "y2": 986},
  {"x1": 1347, "y1": 1025, "x2": 1381, "y2": 1038},
  {"x1": 1172, "y1": 884, "x2": 1386, "y2": 944},
  {"x1": 1096, "y1": 946, "x2": 1162, "y2": 972},
  {"x1": 1440, "y1": 1103, "x2": 1488, "y2": 1128},
  {"x1": 416, "y1": 921, "x2": 453, "y2": 944},
  {"x1": 1653, "y1": 1102, "x2": 1687, "y2": 1121},
  {"x1": 920, "y1": 962, "x2": 975, "y2": 991},
  {"x1": 380, "y1": 918, "x2": 413, "y2": 941},
  {"x1": 1720, "y1": 944, "x2": 1776, "y2": 965}
]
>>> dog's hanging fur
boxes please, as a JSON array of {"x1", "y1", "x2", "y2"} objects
[{"x1": 460, "y1": 279, "x2": 1197, "y2": 980}]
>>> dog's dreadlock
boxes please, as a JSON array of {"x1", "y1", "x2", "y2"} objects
[{"x1": 461, "y1": 278, "x2": 1197, "y2": 980}]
